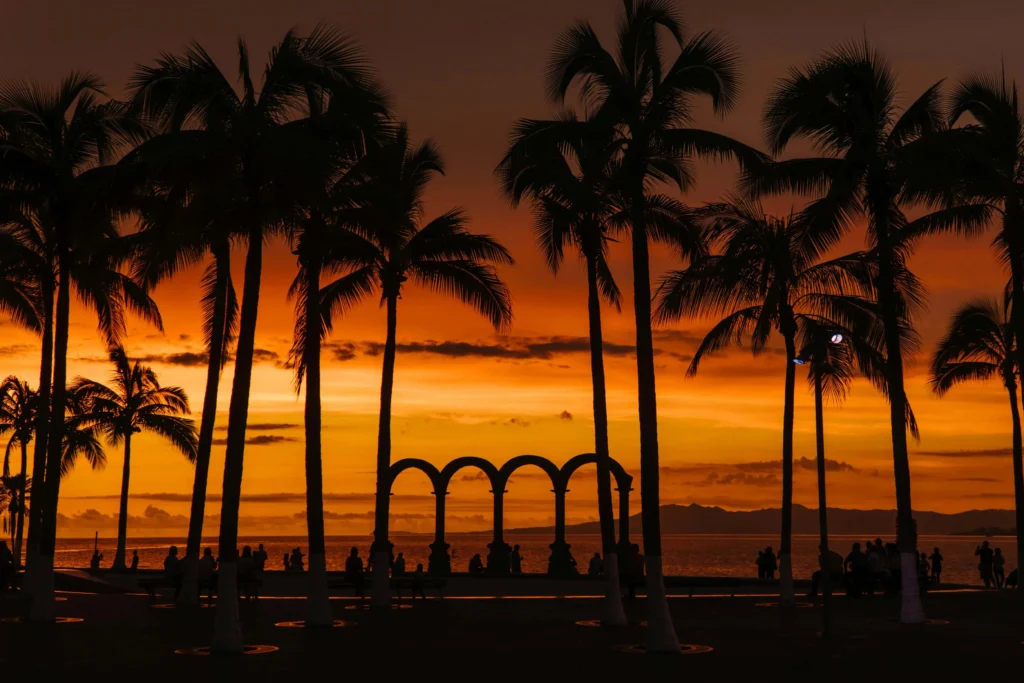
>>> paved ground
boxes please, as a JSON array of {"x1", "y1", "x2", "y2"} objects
[{"x1": 0, "y1": 588, "x2": 1020, "y2": 680}]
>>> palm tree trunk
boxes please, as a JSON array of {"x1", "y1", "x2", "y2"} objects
[
  {"x1": 30, "y1": 261, "x2": 69, "y2": 621},
  {"x1": 1005, "y1": 379, "x2": 1024, "y2": 592},
  {"x1": 876, "y1": 247, "x2": 925, "y2": 623},
  {"x1": 212, "y1": 233, "x2": 263, "y2": 653},
  {"x1": 178, "y1": 248, "x2": 230, "y2": 606},
  {"x1": 14, "y1": 441, "x2": 27, "y2": 568},
  {"x1": 303, "y1": 259, "x2": 331, "y2": 626},
  {"x1": 585, "y1": 252, "x2": 626, "y2": 626},
  {"x1": 24, "y1": 277, "x2": 52, "y2": 585},
  {"x1": 814, "y1": 366, "x2": 832, "y2": 636},
  {"x1": 630, "y1": 190, "x2": 678, "y2": 653},
  {"x1": 779, "y1": 329, "x2": 797, "y2": 606},
  {"x1": 112, "y1": 434, "x2": 132, "y2": 571},
  {"x1": 371, "y1": 292, "x2": 398, "y2": 608}
]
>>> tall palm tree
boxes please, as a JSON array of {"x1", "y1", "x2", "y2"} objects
[
  {"x1": 127, "y1": 157, "x2": 240, "y2": 606},
  {"x1": 286, "y1": 89, "x2": 388, "y2": 626},
  {"x1": 496, "y1": 114, "x2": 629, "y2": 624},
  {"x1": 0, "y1": 377, "x2": 38, "y2": 567},
  {"x1": 655, "y1": 198, "x2": 871, "y2": 605},
  {"x1": 129, "y1": 25, "x2": 388, "y2": 651},
  {"x1": 327, "y1": 124, "x2": 513, "y2": 606},
  {"x1": 0, "y1": 74, "x2": 160, "y2": 620},
  {"x1": 545, "y1": 0, "x2": 764, "y2": 650},
  {"x1": 930, "y1": 297, "x2": 1024, "y2": 589},
  {"x1": 750, "y1": 42, "x2": 991, "y2": 622},
  {"x1": 69, "y1": 347, "x2": 197, "y2": 570}
]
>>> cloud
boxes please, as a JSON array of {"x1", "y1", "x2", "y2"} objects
[
  {"x1": 693, "y1": 472, "x2": 780, "y2": 487},
  {"x1": 178, "y1": 334, "x2": 191, "y2": 341},
  {"x1": 135, "y1": 351, "x2": 208, "y2": 367},
  {"x1": 65, "y1": 492, "x2": 434, "y2": 504},
  {"x1": 459, "y1": 471, "x2": 491, "y2": 482},
  {"x1": 252, "y1": 348, "x2": 280, "y2": 363},
  {"x1": 57, "y1": 505, "x2": 190, "y2": 529},
  {"x1": 325, "y1": 342, "x2": 358, "y2": 362},
  {"x1": 214, "y1": 423, "x2": 299, "y2": 432},
  {"x1": 916, "y1": 448, "x2": 1013, "y2": 458},
  {"x1": 506, "y1": 417, "x2": 530, "y2": 427},
  {"x1": 653, "y1": 329, "x2": 704, "y2": 345},
  {"x1": 559, "y1": 410, "x2": 573, "y2": 421},
  {"x1": 211, "y1": 434, "x2": 297, "y2": 446},
  {"x1": 357, "y1": 336, "x2": 638, "y2": 361},
  {"x1": 0, "y1": 344, "x2": 33, "y2": 355}
]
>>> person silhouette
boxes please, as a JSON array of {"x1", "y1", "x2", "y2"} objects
[
  {"x1": 394, "y1": 552, "x2": 406, "y2": 577},
  {"x1": 510, "y1": 544, "x2": 522, "y2": 574},
  {"x1": 468, "y1": 553, "x2": 484, "y2": 576},
  {"x1": 239, "y1": 545, "x2": 257, "y2": 600},
  {"x1": 164, "y1": 545, "x2": 183, "y2": 600},
  {"x1": 763, "y1": 546, "x2": 777, "y2": 580},
  {"x1": 412, "y1": 563, "x2": 427, "y2": 601},
  {"x1": 756, "y1": 550, "x2": 765, "y2": 579},
  {"x1": 197, "y1": 547, "x2": 217, "y2": 601},
  {"x1": 253, "y1": 543, "x2": 267, "y2": 572},
  {"x1": 90, "y1": 549, "x2": 103, "y2": 570},
  {"x1": 975, "y1": 540, "x2": 994, "y2": 588},
  {"x1": 289, "y1": 547, "x2": 305, "y2": 572},
  {"x1": 993, "y1": 548, "x2": 1006, "y2": 588},
  {"x1": 918, "y1": 552, "x2": 930, "y2": 590},
  {"x1": 129, "y1": 549, "x2": 139, "y2": 571},
  {"x1": 929, "y1": 547, "x2": 943, "y2": 586},
  {"x1": 345, "y1": 546, "x2": 365, "y2": 603},
  {"x1": 588, "y1": 552, "x2": 603, "y2": 576}
]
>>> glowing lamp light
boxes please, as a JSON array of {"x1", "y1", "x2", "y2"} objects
[
  {"x1": 830, "y1": 333, "x2": 844, "y2": 345},
  {"x1": 793, "y1": 358, "x2": 806, "y2": 365}
]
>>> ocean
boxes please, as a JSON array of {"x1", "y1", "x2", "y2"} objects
[{"x1": 51, "y1": 532, "x2": 1012, "y2": 586}]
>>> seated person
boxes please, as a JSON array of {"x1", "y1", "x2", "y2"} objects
[{"x1": 468, "y1": 553, "x2": 484, "y2": 576}]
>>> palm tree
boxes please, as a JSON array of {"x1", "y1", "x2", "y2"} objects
[
  {"x1": 545, "y1": 0, "x2": 764, "y2": 650},
  {"x1": 750, "y1": 42, "x2": 992, "y2": 622},
  {"x1": 0, "y1": 74, "x2": 160, "y2": 620},
  {"x1": 930, "y1": 297, "x2": 1024, "y2": 589},
  {"x1": 127, "y1": 156, "x2": 240, "y2": 606},
  {"x1": 286, "y1": 91, "x2": 388, "y2": 626},
  {"x1": 128, "y1": 25, "x2": 388, "y2": 651},
  {"x1": 69, "y1": 347, "x2": 197, "y2": 570},
  {"x1": 326, "y1": 124, "x2": 513, "y2": 606},
  {"x1": 655, "y1": 198, "x2": 871, "y2": 605},
  {"x1": 496, "y1": 114, "x2": 628, "y2": 624},
  {"x1": 0, "y1": 377, "x2": 38, "y2": 567}
]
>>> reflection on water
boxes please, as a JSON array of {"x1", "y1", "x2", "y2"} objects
[{"x1": 52, "y1": 533, "x2": 1013, "y2": 586}]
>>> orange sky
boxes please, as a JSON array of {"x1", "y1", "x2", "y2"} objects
[{"x1": 1, "y1": 0, "x2": 1021, "y2": 537}]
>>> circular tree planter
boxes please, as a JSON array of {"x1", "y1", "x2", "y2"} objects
[
  {"x1": 0, "y1": 616, "x2": 82, "y2": 624},
  {"x1": 616, "y1": 643, "x2": 713, "y2": 655},
  {"x1": 755, "y1": 602, "x2": 815, "y2": 608},
  {"x1": 575, "y1": 619, "x2": 647, "y2": 627},
  {"x1": 174, "y1": 645, "x2": 279, "y2": 656},
  {"x1": 274, "y1": 619, "x2": 353, "y2": 628},
  {"x1": 344, "y1": 603, "x2": 413, "y2": 611}
]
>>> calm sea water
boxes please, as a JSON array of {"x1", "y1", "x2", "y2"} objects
[{"x1": 52, "y1": 533, "x2": 1013, "y2": 586}]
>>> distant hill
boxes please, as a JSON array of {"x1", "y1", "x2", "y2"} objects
[{"x1": 499, "y1": 503, "x2": 1018, "y2": 536}]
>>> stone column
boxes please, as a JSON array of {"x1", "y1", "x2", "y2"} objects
[
  {"x1": 486, "y1": 483, "x2": 510, "y2": 575},
  {"x1": 616, "y1": 483, "x2": 632, "y2": 559},
  {"x1": 547, "y1": 483, "x2": 575, "y2": 577},
  {"x1": 428, "y1": 489, "x2": 450, "y2": 575}
]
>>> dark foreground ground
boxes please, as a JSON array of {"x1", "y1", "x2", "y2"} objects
[{"x1": 0, "y1": 586, "x2": 1020, "y2": 681}]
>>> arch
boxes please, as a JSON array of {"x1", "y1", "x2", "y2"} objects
[
  {"x1": 389, "y1": 458, "x2": 442, "y2": 491},
  {"x1": 559, "y1": 453, "x2": 633, "y2": 491},
  {"x1": 498, "y1": 454, "x2": 561, "y2": 490},
  {"x1": 438, "y1": 456, "x2": 501, "y2": 493}
]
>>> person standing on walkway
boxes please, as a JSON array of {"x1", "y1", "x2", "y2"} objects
[
  {"x1": 976, "y1": 541, "x2": 995, "y2": 588},
  {"x1": 929, "y1": 547, "x2": 943, "y2": 587},
  {"x1": 993, "y1": 548, "x2": 1006, "y2": 588}
]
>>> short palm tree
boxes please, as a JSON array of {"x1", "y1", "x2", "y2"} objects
[
  {"x1": 129, "y1": 26, "x2": 388, "y2": 649},
  {"x1": 0, "y1": 74, "x2": 159, "y2": 620},
  {"x1": 497, "y1": 114, "x2": 628, "y2": 624},
  {"x1": 0, "y1": 377, "x2": 38, "y2": 566},
  {"x1": 545, "y1": 0, "x2": 764, "y2": 650},
  {"x1": 331, "y1": 124, "x2": 513, "y2": 606},
  {"x1": 930, "y1": 297, "x2": 1024, "y2": 589},
  {"x1": 655, "y1": 198, "x2": 871, "y2": 605},
  {"x1": 750, "y1": 42, "x2": 992, "y2": 622},
  {"x1": 69, "y1": 347, "x2": 197, "y2": 570}
]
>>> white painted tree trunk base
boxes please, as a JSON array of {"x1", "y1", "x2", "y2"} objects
[
  {"x1": 601, "y1": 552, "x2": 627, "y2": 626},
  {"x1": 28, "y1": 560, "x2": 55, "y2": 621},
  {"x1": 778, "y1": 552, "x2": 796, "y2": 606},
  {"x1": 306, "y1": 553, "x2": 332, "y2": 627},
  {"x1": 899, "y1": 551, "x2": 926, "y2": 623},
  {"x1": 212, "y1": 563, "x2": 243, "y2": 653},
  {"x1": 177, "y1": 552, "x2": 200, "y2": 606},
  {"x1": 644, "y1": 556, "x2": 680, "y2": 653},
  {"x1": 370, "y1": 551, "x2": 390, "y2": 608}
]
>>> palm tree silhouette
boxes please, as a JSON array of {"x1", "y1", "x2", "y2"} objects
[
  {"x1": 69, "y1": 347, "x2": 197, "y2": 570},
  {"x1": 655, "y1": 198, "x2": 871, "y2": 605},
  {"x1": 0, "y1": 74, "x2": 160, "y2": 620},
  {"x1": 751, "y1": 42, "x2": 991, "y2": 622},
  {"x1": 930, "y1": 297, "x2": 1024, "y2": 590},
  {"x1": 127, "y1": 136, "x2": 240, "y2": 606},
  {"x1": 545, "y1": 0, "x2": 764, "y2": 650},
  {"x1": 129, "y1": 26, "x2": 387, "y2": 650},
  {"x1": 497, "y1": 114, "x2": 629, "y2": 624},
  {"x1": 286, "y1": 90, "x2": 388, "y2": 625},
  {"x1": 0, "y1": 377, "x2": 38, "y2": 567},
  {"x1": 327, "y1": 124, "x2": 513, "y2": 606}
]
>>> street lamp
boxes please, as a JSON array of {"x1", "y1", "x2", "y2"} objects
[{"x1": 829, "y1": 333, "x2": 844, "y2": 345}]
